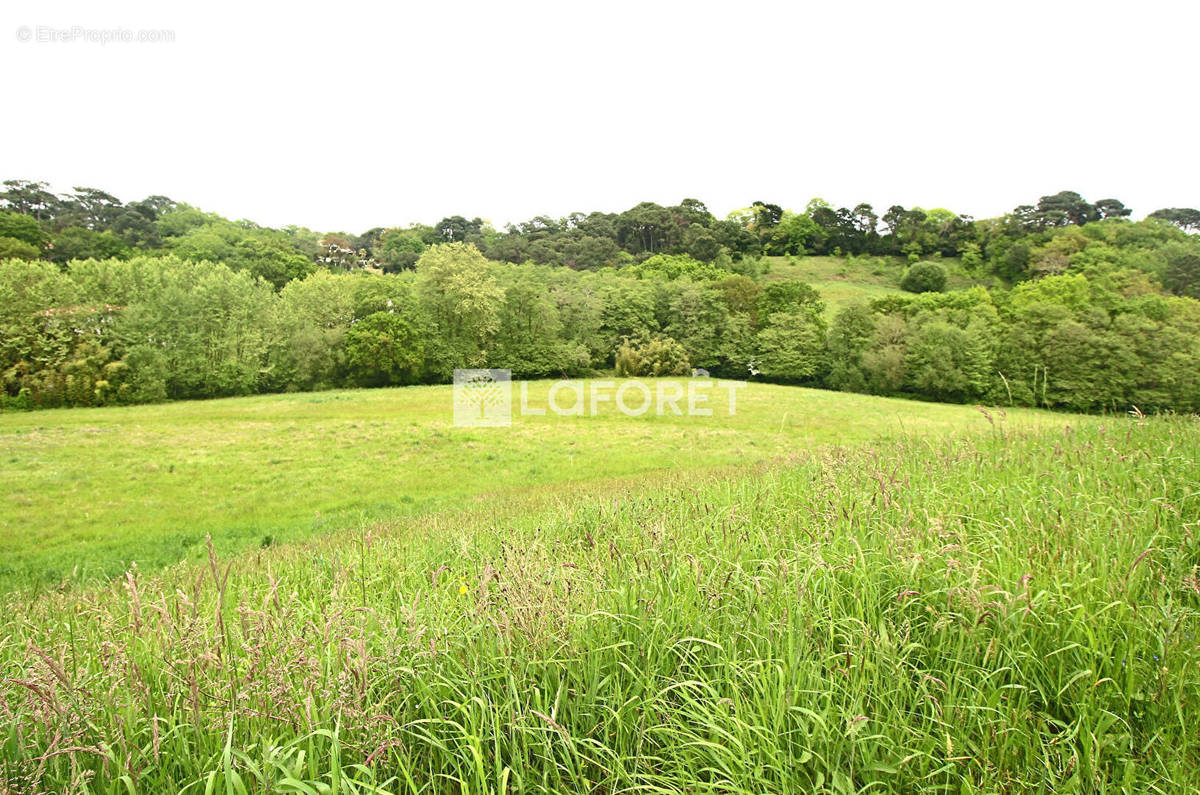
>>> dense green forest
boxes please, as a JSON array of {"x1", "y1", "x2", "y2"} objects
[{"x1": 2, "y1": 179, "x2": 1199, "y2": 412}]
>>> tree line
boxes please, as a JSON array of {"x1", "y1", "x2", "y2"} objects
[
  {"x1": 3, "y1": 179, "x2": 1199, "y2": 284},
  {"x1": 2, "y1": 180, "x2": 1199, "y2": 413}
]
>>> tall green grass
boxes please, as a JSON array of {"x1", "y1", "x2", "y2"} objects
[{"x1": 3, "y1": 416, "x2": 1198, "y2": 792}]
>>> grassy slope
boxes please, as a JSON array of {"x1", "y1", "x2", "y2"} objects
[
  {"x1": 763, "y1": 255, "x2": 1000, "y2": 317},
  {"x1": 0, "y1": 381, "x2": 1080, "y2": 590},
  {"x1": 2, "y1": 417, "x2": 1197, "y2": 792}
]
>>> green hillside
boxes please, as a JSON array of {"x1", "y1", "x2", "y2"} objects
[
  {"x1": 763, "y1": 255, "x2": 1002, "y2": 316},
  {"x1": 0, "y1": 380, "x2": 1077, "y2": 591}
]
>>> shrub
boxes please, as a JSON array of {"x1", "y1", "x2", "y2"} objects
[
  {"x1": 0, "y1": 236, "x2": 40, "y2": 260},
  {"x1": 614, "y1": 336, "x2": 691, "y2": 377},
  {"x1": 626, "y1": 254, "x2": 733, "y2": 282},
  {"x1": 901, "y1": 261, "x2": 948, "y2": 293},
  {"x1": 0, "y1": 212, "x2": 47, "y2": 248}
]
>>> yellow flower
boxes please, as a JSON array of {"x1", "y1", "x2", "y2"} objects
[{"x1": 458, "y1": 584, "x2": 468, "y2": 596}]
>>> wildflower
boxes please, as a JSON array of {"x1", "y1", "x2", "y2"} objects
[{"x1": 458, "y1": 584, "x2": 468, "y2": 596}]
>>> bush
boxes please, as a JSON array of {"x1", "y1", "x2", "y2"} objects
[
  {"x1": 0, "y1": 212, "x2": 47, "y2": 248},
  {"x1": 626, "y1": 254, "x2": 733, "y2": 282},
  {"x1": 614, "y1": 336, "x2": 691, "y2": 377},
  {"x1": 901, "y1": 261, "x2": 948, "y2": 293},
  {"x1": 0, "y1": 236, "x2": 40, "y2": 260}
]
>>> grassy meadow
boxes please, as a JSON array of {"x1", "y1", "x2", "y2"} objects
[
  {"x1": 763, "y1": 256, "x2": 1000, "y2": 317},
  {"x1": 0, "y1": 380, "x2": 1075, "y2": 592},
  {"x1": 0, "y1": 410, "x2": 1197, "y2": 792}
]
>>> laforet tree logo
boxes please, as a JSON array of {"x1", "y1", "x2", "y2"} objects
[
  {"x1": 453, "y1": 369, "x2": 512, "y2": 427},
  {"x1": 462, "y1": 373, "x2": 503, "y2": 416}
]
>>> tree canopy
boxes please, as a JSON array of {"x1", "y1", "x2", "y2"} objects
[{"x1": 2, "y1": 180, "x2": 1199, "y2": 414}]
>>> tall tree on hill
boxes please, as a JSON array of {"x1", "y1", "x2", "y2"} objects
[
  {"x1": 673, "y1": 198, "x2": 715, "y2": 228},
  {"x1": 1094, "y1": 198, "x2": 1132, "y2": 220},
  {"x1": 63, "y1": 187, "x2": 125, "y2": 231},
  {"x1": 130, "y1": 195, "x2": 177, "y2": 221},
  {"x1": 0, "y1": 180, "x2": 60, "y2": 220},
  {"x1": 1150, "y1": 208, "x2": 1200, "y2": 232},
  {"x1": 617, "y1": 202, "x2": 675, "y2": 254},
  {"x1": 1033, "y1": 191, "x2": 1097, "y2": 228},
  {"x1": 751, "y1": 201, "x2": 784, "y2": 229},
  {"x1": 435, "y1": 215, "x2": 484, "y2": 243},
  {"x1": 851, "y1": 203, "x2": 880, "y2": 252}
]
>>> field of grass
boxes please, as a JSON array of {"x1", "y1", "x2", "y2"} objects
[
  {"x1": 763, "y1": 255, "x2": 1000, "y2": 317},
  {"x1": 0, "y1": 380, "x2": 1077, "y2": 592},
  {"x1": 1, "y1": 413, "x2": 1197, "y2": 792}
]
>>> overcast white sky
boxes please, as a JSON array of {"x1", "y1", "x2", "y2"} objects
[{"x1": 2, "y1": 0, "x2": 1196, "y2": 233}]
